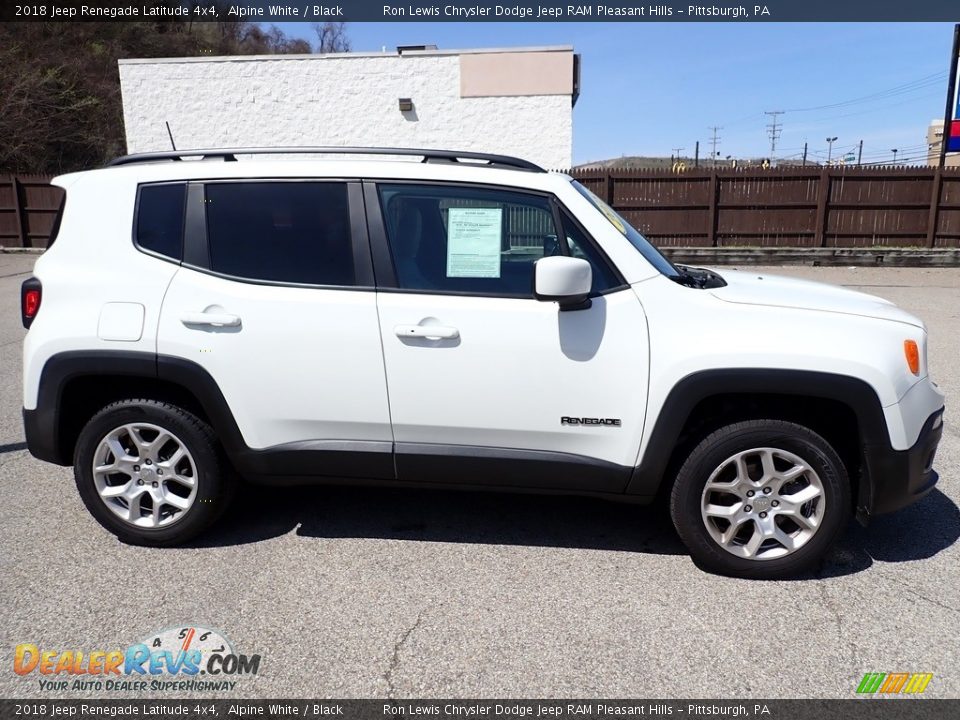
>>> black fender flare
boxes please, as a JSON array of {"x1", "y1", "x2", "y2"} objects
[
  {"x1": 25, "y1": 351, "x2": 394, "y2": 479},
  {"x1": 625, "y1": 369, "x2": 890, "y2": 514},
  {"x1": 25, "y1": 351, "x2": 159, "y2": 466},
  {"x1": 25, "y1": 351, "x2": 250, "y2": 466}
]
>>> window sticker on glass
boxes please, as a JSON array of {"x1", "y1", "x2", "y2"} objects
[
  {"x1": 446, "y1": 207, "x2": 503, "y2": 278},
  {"x1": 597, "y1": 201, "x2": 627, "y2": 235}
]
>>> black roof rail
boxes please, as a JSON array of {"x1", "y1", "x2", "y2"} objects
[{"x1": 106, "y1": 147, "x2": 545, "y2": 172}]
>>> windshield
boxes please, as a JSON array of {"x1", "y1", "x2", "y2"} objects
[{"x1": 571, "y1": 180, "x2": 680, "y2": 279}]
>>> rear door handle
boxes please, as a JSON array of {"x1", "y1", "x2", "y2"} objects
[
  {"x1": 181, "y1": 312, "x2": 241, "y2": 328},
  {"x1": 394, "y1": 324, "x2": 459, "y2": 340}
]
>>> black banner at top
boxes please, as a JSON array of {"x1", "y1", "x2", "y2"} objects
[{"x1": 3, "y1": 0, "x2": 960, "y2": 22}]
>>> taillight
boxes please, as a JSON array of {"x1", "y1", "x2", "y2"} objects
[{"x1": 21, "y1": 278, "x2": 41, "y2": 329}]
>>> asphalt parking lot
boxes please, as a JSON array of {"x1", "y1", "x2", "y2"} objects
[{"x1": 1, "y1": 252, "x2": 958, "y2": 699}]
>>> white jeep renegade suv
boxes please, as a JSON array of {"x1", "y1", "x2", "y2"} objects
[{"x1": 21, "y1": 147, "x2": 944, "y2": 578}]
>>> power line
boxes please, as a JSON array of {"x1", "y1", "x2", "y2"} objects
[
  {"x1": 712, "y1": 70, "x2": 947, "y2": 157},
  {"x1": 784, "y1": 70, "x2": 947, "y2": 113},
  {"x1": 694, "y1": 70, "x2": 946, "y2": 165},
  {"x1": 788, "y1": 89, "x2": 942, "y2": 127},
  {"x1": 861, "y1": 154, "x2": 929, "y2": 166},
  {"x1": 856, "y1": 143, "x2": 930, "y2": 161}
]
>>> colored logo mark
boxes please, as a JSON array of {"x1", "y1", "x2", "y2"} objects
[
  {"x1": 949, "y1": 120, "x2": 960, "y2": 153},
  {"x1": 856, "y1": 672, "x2": 933, "y2": 695}
]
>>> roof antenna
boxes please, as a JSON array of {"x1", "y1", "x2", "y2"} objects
[{"x1": 165, "y1": 121, "x2": 177, "y2": 151}]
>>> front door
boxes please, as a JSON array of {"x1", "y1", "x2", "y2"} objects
[{"x1": 367, "y1": 181, "x2": 649, "y2": 492}]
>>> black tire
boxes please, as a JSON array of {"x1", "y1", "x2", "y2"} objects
[
  {"x1": 670, "y1": 419, "x2": 850, "y2": 579},
  {"x1": 73, "y1": 399, "x2": 234, "y2": 546}
]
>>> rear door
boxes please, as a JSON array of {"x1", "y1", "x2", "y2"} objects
[
  {"x1": 366, "y1": 180, "x2": 650, "y2": 492},
  {"x1": 157, "y1": 180, "x2": 393, "y2": 480}
]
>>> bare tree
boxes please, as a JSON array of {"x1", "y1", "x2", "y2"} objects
[
  {"x1": 313, "y1": 22, "x2": 351, "y2": 53},
  {"x1": 0, "y1": 20, "x2": 329, "y2": 173}
]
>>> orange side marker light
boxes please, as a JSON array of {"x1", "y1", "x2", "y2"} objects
[{"x1": 904, "y1": 340, "x2": 920, "y2": 375}]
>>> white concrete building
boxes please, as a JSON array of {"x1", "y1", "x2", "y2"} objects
[{"x1": 118, "y1": 46, "x2": 579, "y2": 170}]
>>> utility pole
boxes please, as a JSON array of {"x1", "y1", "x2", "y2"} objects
[
  {"x1": 671, "y1": 147, "x2": 684, "y2": 167},
  {"x1": 939, "y1": 24, "x2": 960, "y2": 168},
  {"x1": 694, "y1": 141, "x2": 699, "y2": 167},
  {"x1": 802, "y1": 142, "x2": 808, "y2": 166},
  {"x1": 765, "y1": 111, "x2": 783, "y2": 164},
  {"x1": 858, "y1": 140, "x2": 863, "y2": 166},
  {"x1": 708, "y1": 126, "x2": 722, "y2": 168}
]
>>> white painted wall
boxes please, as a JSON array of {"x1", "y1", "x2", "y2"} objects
[{"x1": 118, "y1": 50, "x2": 574, "y2": 170}]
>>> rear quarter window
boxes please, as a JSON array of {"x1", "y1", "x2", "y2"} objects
[{"x1": 135, "y1": 183, "x2": 186, "y2": 261}]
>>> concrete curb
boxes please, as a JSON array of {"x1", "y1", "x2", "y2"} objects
[{"x1": 661, "y1": 247, "x2": 960, "y2": 267}]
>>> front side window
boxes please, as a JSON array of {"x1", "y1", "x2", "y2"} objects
[
  {"x1": 204, "y1": 182, "x2": 354, "y2": 286},
  {"x1": 136, "y1": 183, "x2": 186, "y2": 260},
  {"x1": 560, "y1": 209, "x2": 623, "y2": 294},
  {"x1": 378, "y1": 184, "x2": 618, "y2": 296}
]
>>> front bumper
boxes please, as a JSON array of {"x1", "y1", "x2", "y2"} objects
[{"x1": 860, "y1": 408, "x2": 943, "y2": 520}]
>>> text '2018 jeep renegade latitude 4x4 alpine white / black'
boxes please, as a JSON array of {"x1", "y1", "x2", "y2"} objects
[{"x1": 21, "y1": 147, "x2": 944, "y2": 578}]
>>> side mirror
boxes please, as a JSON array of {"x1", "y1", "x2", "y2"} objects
[{"x1": 534, "y1": 256, "x2": 593, "y2": 311}]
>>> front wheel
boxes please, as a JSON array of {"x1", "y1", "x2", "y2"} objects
[
  {"x1": 670, "y1": 420, "x2": 850, "y2": 579},
  {"x1": 74, "y1": 399, "x2": 234, "y2": 546}
]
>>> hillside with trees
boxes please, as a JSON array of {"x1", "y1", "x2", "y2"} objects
[{"x1": 0, "y1": 21, "x2": 350, "y2": 174}]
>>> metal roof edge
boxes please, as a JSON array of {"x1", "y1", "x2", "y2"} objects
[{"x1": 117, "y1": 45, "x2": 575, "y2": 65}]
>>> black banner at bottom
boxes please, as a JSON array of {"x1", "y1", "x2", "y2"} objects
[{"x1": 1, "y1": 700, "x2": 954, "y2": 720}]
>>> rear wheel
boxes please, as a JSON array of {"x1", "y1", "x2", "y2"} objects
[
  {"x1": 670, "y1": 420, "x2": 850, "y2": 579},
  {"x1": 74, "y1": 399, "x2": 233, "y2": 546}
]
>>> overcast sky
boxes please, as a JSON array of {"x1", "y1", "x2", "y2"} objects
[{"x1": 278, "y1": 22, "x2": 956, "y2": 165}]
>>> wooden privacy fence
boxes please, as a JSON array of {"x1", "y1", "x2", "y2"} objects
[
  {"x1": 6, "y1": 167, "x2": 960, "y2": 250},
  {"x1": 0, "y1": 175, "x2": 64, "y2": 249},
  {"x1": 571, "y1": 166, "x2": 960, "y2": 248}
]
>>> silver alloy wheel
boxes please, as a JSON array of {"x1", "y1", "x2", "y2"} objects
[
  {"x1": 92, "y1": 423, "x2": 198, "y2": 528},
  {"x1": 700, "y1": 447, "x2": 825, "y2": 560}
]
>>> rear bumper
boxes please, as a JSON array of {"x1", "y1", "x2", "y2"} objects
[{"x1": 861, "y1": 408, "x2": 943, "y2": 519}]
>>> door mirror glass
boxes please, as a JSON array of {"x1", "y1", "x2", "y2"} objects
[{"x1": 534, "y1": 256, "x2": 592, "y2": 310}]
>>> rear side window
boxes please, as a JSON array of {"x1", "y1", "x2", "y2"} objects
[
  {"x1": 135, "y1": 183, "x2": 186, "y2": 260},
  {"x1": 204, "y1": 182, "x2": 354, "y2": 286}
]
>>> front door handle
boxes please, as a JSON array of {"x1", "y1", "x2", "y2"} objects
[
  {"x1": 394, "y1": 324, "x2": 459, "y2": 340},
  {"x1": 181, "y1": 312, "x2": 241, "y2": 328}
]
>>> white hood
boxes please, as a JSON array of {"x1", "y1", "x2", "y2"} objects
[{"x1": 709, "y1": 269, "x2": 925, "y2": 329}]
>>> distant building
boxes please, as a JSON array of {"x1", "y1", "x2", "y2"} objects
[
  {"x1": 926, "y1": 120, "x2": 960, "y2": 167},
  {"x1": 118, "y1": 46, "x2": 580, "y2": 170}
]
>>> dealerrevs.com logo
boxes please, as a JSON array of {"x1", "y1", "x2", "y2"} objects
[{"x1": 14, "y1": 625, "x2": 260, "y2": 693}]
